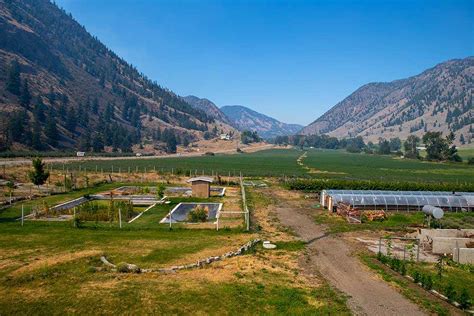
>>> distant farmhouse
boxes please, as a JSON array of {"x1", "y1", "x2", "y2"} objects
[{"x1": 220, "y1": 133, "x2": 232, "y2": 141}]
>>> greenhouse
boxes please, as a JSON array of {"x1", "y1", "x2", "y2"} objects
[{"x1": 321, "y1": 190, "x2": 474, "y2": 212}]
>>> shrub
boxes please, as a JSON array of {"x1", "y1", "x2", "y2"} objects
[
  {"x1": 399, "y1": 262, "x2": 407, "y2": 276},
  {"x1": 412, "y1": 270, "x2": 421, "y2": 283},
  {"x1": 445, "y1": 283, "x2": 456, "y2": 303},
  {"x1": 459, "y1": 288, "x2": 472, "y2": 310},
  {"x1": 468, "y1": 157, "x2": 474, "y2": 165},
  {"x1": 187, "y1": 206, "x2": 208, "y2": 222},
  {"x1": 421, "y1": 274, "x2": 433, "y2": 290}
]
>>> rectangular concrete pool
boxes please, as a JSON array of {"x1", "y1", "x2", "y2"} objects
[{"x1": 160, "y1": 202, "x2": 223, "y2": 223}]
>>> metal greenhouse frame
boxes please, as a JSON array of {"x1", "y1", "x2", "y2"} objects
[{"x1": 321, "y1": 190, "x2": 474, "y2": 212}]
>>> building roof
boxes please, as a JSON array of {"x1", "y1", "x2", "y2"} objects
[{"x1": 186, "y1": 176, "x2": 214, "y2": 183}]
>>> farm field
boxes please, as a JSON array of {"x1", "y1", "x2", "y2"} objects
[
  {"x1": 301, "y1": 149, "x2": 473, "y2": 183},
  {"x1": 458, "y1": 147, "x2": 474, "y2": 160},
  {"x1": 51, "y1": 148, "x2": 474, "y2": 184},
  {"x1": 52, "y1": 149, "x2": 306, "y2": 177}
]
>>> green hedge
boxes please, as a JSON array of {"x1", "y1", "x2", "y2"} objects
[{"x1": 284, "y1": 178, "x2": 474, "y2": 192}]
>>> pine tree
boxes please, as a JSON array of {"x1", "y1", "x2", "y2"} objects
[
  {"x1": 45, "y1": 116, "x2": 58, "y2": 147},
  {"x1": 33, "y1": 98, "x2": 46, "y2": 122},
  {"x1": 77, "y1": 131, "x2": 91, "y2": 151},
  {"x1": 28, "y1": 157, "x2": 50, "y2": 186},
  {"x1": 20, "y1": 79, "x2": 31, "y2": 108},
  {"x1": 66, "y1": 107, "x2": 77, "y2": 133},
  {"x1": 460, "y1": 134, "x2": 465, "y2": 145},
  {"x1": 6, "y1": 59, "x2": 21, "y2": 95},
  {"x1": 92, "y1": 133, "x2": 104, "y2": 152},
  {"x1": 31, "y1": 120, "x2": 42, "y2": 150}
]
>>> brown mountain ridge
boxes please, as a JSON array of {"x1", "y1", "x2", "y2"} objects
[{"x1": 301, "y1": 57, "x2": 473, "y2": 145}]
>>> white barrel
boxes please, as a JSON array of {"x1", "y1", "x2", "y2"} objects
[{"x1": 422, "y1": 205, "x2": 444, "y2": 219}]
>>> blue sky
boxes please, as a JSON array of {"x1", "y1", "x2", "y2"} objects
[{"x1": 56, "y1": 0, "x2": 473, "y2": 125}]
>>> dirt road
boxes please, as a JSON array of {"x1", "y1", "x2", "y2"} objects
[
  {"x1": 272, "y1": 191, "x2": 425, "y2": 316},
  {"x1": 0, "y1": 144, "x2": 274, "y2": 167}
]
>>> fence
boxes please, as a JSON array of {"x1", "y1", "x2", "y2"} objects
[{"x1": 215, "y1": 175, "x2": 249, "y2": 231}]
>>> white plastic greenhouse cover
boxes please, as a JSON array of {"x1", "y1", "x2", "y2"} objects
[{"x1": 324, "y1": 190, "x2": 473, "y2": 211}]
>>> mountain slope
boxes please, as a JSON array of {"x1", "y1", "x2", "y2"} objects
[
  {"x1": 221, "y1": 105, "x2": 303, "y2": 139},
  {"x1": 301, "y1": 57, "x2": 474, "y2": 144},
  {"x1": 182, "y1": 95, "x2": 231, "y2": 124},
  {"x1": 0, "y1": 0, "x2": 218, "y2": 152}
]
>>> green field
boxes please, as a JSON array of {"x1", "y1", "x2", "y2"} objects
[
  {"x1": 56, "y1": 148, "x2": 473, "y2": 184},
  {"x1": 458, "y1": 147, "x2": 474, "y2": 160},
  {"x1": 302, "y1": 149, "x2": 473, "y2": 183},
  {"x1": 54, "y1": 149, "x2": 306, "y2": 177}
]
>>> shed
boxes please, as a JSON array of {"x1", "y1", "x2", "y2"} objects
[{"x1": 187, "y1": 177, "x2": 214, "y2": 198}]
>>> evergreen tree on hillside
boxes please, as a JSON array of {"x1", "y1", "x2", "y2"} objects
[
  {"x1": 45, "y1": 115, "x2": 59, "y2": 147},
  {"x1": 6, "y1": 59, "x2": 21, "y2": 95},
  {"x1": 20, "y1": 79, "x2": 31, "y2": 108},
  {"x1": 77, "y1": 131, "x2": 91, "y2": 151},
  {"x1": 66, "y1": 107, "x2": 77, "y2": 133},
  {"x1": 8, "y1": 111, "x2": 28, "y2": 143},
  {"x1": 31, "y1": 120, "x2": 42, "y2": 150},
  {"x1": 92, "y1": 133, "x2": 104, "y2": 152},
  {"x1": 33, "y1": 98, "x2": 46, "y2": 122}
]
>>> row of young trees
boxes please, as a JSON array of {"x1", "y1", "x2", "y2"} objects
[{"x1": 274, "y1": 131, "x2": 466, "y2": 162}]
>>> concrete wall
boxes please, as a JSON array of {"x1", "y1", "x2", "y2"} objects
[
  {"x1": 453, "y1": 248, "x2": 474, "y2": 264},
  {"x1": 432, "y1": 237, "x2": 472, "y2": 254},
  {"x1": 192, "y1": 181, "x2": 210, "y2": 198},
  {"x1": 419, "y1": 229, "x2": 474, "y2": 240}
]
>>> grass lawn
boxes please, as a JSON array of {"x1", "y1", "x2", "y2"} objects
[{"x1": 0, "y1": 183, "x2": 350, "y2": 314}]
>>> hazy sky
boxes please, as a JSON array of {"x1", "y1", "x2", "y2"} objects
[{"x1": 56, "y1": 0, "x2": 473, "y2": 125}]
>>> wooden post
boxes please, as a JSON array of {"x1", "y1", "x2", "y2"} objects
[
  {"x1": 119, "y1": 207, "x2": 122, "y2": 229},
  {"x1": 73, "y1": 207, "x2": 76, "y2": 227},
  {"x1": 169, "y1": 210, "x2": 172, "y2": 230},
  {"x1": 21, "y1": 204, "x2": 24, "y2": 227}
]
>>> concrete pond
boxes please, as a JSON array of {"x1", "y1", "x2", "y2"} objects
[{"x1": 160, "y1": 202, "x2": 223, "y2": 223}]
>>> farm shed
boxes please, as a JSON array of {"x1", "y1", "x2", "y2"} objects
[
  {"x1": 321, "y1": 190, "x2": 474, "y2": 212},
  {"x1": 187, "y1": 176, "x2": 214, "y2": 198}
]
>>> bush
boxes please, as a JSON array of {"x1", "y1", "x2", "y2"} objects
[
  {"x1": 459, "y1": 288, "x2": 472, "y2": 310},
  {"x1": 399, "y1": 262, "x2": 407, "y2": 276},
  {"x1": 412, "y1": 270, "x2": 422, "y2": 283},
  {"x1": 468, "y1": 157, "x2": 474, "y2": 165},
  {"x1": 421, "y1": 274, "x2": 433, "y2": 290},
  {"x1": 187, "y1": 206, "x2": 208, "y2": 222},
  {"x1": 445, "y1": 283, "x2": 456, "y2": 303}
]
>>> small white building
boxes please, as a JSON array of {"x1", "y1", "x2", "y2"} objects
[
  {"x1": 76, "y1": 151, "x2": 85, "y2": 157},
  {"x1": 220, "y1": 133, "x2": 231, "y2": 141}
]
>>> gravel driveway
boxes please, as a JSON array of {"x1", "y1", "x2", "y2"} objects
[{"x1": 272, "y1": 191, "x2": 425, "y2": 316}]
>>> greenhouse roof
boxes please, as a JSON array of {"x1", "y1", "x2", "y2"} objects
[
  {"x1": 327, "y1": 192, "x2": 473, "y2": 210},
  {"x1": 323, "y1": 190, "x2": 474, "y2": 196}
]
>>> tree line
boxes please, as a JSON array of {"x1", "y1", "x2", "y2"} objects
[{"x1": 274, "y1": 131, "x2": 469, "y2": 163}]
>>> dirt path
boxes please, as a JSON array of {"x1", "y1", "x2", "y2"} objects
[
  {"x1": 272, "y1": 191, "x2": 425, "y2": 316},
  {"x1": 0, "y1": 144, "x2": 274, "y2": 166}
]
